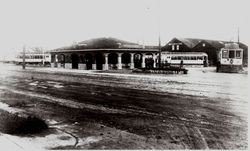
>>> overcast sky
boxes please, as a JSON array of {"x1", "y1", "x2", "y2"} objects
[{"x1": 0, "y1": 0, "x2": 249, "y2": 60}]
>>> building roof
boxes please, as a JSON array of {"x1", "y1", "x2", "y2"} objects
[
  {"x1": 166, "y1": 37, "x2": 247, "y2": 49},
  {"x1": 51, "y1": 48, "x2": 159, "y2": 53},
  {"x1": 53, "y1": 37, "x2": 148, "y2": 51},
  {"x1": 176, "y1": 38, "x2": 201, "y2": 48}
]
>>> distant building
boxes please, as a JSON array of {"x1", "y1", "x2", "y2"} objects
[
  {"x1": 162, "y1": 38, "x2": 248, "y2": 66},
  {"x1": 50, "y1": 37, "x2": 159, "y2": 70}
]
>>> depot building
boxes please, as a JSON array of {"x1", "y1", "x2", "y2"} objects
[
  {"x1": 50, "y1": 37, "x2": 159, "y2": 70},
  {"x1": 50, "y1": 37, "x2": 248, "y2": 70}
]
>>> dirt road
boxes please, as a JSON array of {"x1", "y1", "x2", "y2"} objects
[{"x1": 0, "y1": 63, "x2": 248, "y2": 149}]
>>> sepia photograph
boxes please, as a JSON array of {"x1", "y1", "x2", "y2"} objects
[{"x1": 0, "y1": 0, "x2": 248, "y2": 150}]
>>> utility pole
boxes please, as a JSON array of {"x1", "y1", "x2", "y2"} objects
[
  {"x1": 157, "y1": 0, "x2": 161, "y2": 68},
  {"x1": 237, "y1": 27, "x2": 240, "y2": 44},
  {"x1": 158, "y1": 36, "x2": 162, "y2": 68},
  {"x1": 22, "y1": 45, "x2": 26, "y2": 69}
]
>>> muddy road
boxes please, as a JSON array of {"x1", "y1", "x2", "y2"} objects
[{"x1": 0, "y1": 63, "x2": 248, "y2": 149}]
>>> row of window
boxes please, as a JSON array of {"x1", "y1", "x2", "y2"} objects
[
  {"x1": 171, "y1": 43, "x2": 206, "y2": 50},
  {"x1": 222, "y1": 50, "x2": 241, "y2": 59},
  {"x1": 171, "y1": 56, "x2": 204, "y2": 60},
  {"x1": 172, "y1": 45, "x2": 180, "y2": 50},
  {"x1": 18, "y1": 55, "x2": 50, "y2": 59}
]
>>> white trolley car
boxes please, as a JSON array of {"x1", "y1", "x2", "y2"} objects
[
  {"x1": 161, "y1": 52, "x2": 208, "y2": 67},
  {"x1": 15, "y1": 53, "x2": 51, "y2": 66}
]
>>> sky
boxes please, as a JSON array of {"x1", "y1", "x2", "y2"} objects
[{"x1": 0, "y1": 0, "x2": 249, "y2": 60}]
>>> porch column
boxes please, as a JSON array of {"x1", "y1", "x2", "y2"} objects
[
  {"x1": 55, "y1": 54, "x2": 58, "y2": 63},
  {"x1": 130, "y1": 53, "x2": 134, "y2": 69},
  {"x1": 153, "y1": 54, "x2": 157, "y2": 68},
  {"x1": 118, "y1": 53, "x2": 122, "y2": 69},
  {"x1": 56, "y1": 54, "x2": 61, "y2": 68},
  {"x1": 104, "y1": 53, "x2": 109, "y2": 70},
  {"x1": 55, "y1": 54, "x2": 58, "y2": 68},
  {"x1": 142, "y1": 54, "x2": 146, "y2": 68}
]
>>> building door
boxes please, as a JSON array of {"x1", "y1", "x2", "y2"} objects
[
  {"x1": 145, "y1": 53, "x2": 154, "y2": 69},
  {"x1": 122, "y1": 53, "x2": 131, "y2": 69},
  {"x1": 71, "y1": 54, "x2": 79, "y2": 69},
  {"x1": 96, "y1": 53, "x2": 104, "y2": 70},
  {"x1": 134, "y1": 54, "x2": 142, "y2": 68},
  {"x1": 84, "y1": 54, "x2": 93, "y2": 70},
  {"x1": 108, "y1": 53, "x2": 118, "y2": 69}
]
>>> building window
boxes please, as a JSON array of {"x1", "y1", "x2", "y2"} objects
[
  {"x1": 202, "y1": 43, "x2": 206, "y2": 47},
  {"x1": 172, "y1": 45, "x2": 175, "y2": 50},
  {"x1": 229, "y1": 50, "x2": 235, "y2": 58},
  {"x1": 176, "y1": 45, "x2": 179, "y2": 50},
  {"x1": 236, "y1": 50, "x2": 241, "y2": 58},
  {"x1": 222, "y1": 50, "x2": 228, "y2": 58}
]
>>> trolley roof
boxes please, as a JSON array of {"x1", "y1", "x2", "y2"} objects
[{"x1": 161, "y1": 52, "x2": 208, "y2": 56}]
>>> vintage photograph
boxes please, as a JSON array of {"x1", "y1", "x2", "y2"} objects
[{"x1": 0, "y1": 0, "x2": 248, "y2": 150}]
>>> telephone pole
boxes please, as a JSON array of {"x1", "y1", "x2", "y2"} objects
[
  {"x1": 157, "y1": 0, "x2": 161, "y2": 68},
  {"x1": 237, "y1": 27, "x2": 240, "y2": 44},
  {"x1": 158, "y1": 36, "x2": 162, "y2": 68}
]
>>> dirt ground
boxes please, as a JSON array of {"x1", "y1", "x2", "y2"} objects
[{"x1": 0, "y1": 63, "x2": 248, "y2": 149}]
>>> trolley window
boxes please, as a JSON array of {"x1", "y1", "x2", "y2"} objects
[
  {"x1": 229, "y1": 50, "x2": 235, "y2": 58},
  {"x1": 236, "y1": 50, "x2": 241, "y2": 58},
  {"x1": 191, "y1": 56, "x2": 196, "y2": 60},
  {"x1": 197, "y1": 56, "x2": 203, "y2": 60},
  {"x1": 222, "y1": 50, "x2": 228, "y2": 58},
  {"x1": 171, "y1": 56, "x2": 176, "y2": 60}
]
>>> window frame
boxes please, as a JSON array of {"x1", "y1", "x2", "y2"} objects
[
  {"x1": 236, "y1": 50, "x2": 241, "y2": 59},
  {"x1": 228, "y1": 50, "x2": 235, "y2": 59},
  {"x1": 222, "y1": 50, "x2": 228, "y2": 58},
  {"x1": 172, "y1": 45, "x2": 175, "y2": 50}
]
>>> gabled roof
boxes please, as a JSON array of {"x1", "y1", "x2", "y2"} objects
[
  {"x1": 168, "y1": 37, "x2": 247, "y2": 49},
  {"x1": 199, "y1": 39, "x2": 226, "y2": 49},
  {"x1": 176, "y1": 38, "x2": 201, "y2": 48}
]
